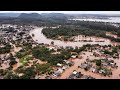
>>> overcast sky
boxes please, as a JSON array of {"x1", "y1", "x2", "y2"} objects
[{"x1": 0, "y1": 11, "x2": 120, "y2": 14}]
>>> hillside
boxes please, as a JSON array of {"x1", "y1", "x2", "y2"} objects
[
  {"x1": 18, "y1": 13, "x2": 42, "y2": 19},
  {"x1": 0, "y1": 13, "x2": 20, "y2": 17}
]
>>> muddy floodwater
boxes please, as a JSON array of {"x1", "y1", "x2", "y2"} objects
[
  {"x1": 69, "y1": 17, "x2": 120, "y2": 23},
  {"x1": 30, "y1": 27, "x2": 120, "y2": 48}
]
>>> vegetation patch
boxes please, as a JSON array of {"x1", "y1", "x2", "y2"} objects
[{"x1": 19, "y1": 55, "x2": 32, "y2": 65}]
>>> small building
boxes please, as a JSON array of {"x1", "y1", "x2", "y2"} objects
[
  {"x1": 62, "y1": 65, "x2": 69, "y2": 70},
  {"x1": 99, "y1": 69, "x2": 106, "y2": 74},
  {"x1": 71, "y1": 55, "x2": 77, "y2": 58},
  {"x1": 92, "y1": 68, "x2": 98, "y2": 73},
  {"x1": 73, "y1": 70, "x2": 77, "y2": 75},
  {"x1": 68, "y1": 74, "x2": 75, "y2": 79},
  {"x1": 53, "y1": 68, "x2": 64, "y2": 77},
  {"x1": 18, "y1": 73, "x2": 24, "y2": 77},
  {"x1": 57, "y1": 68, "x2": 64, "y2": 73},
  {"x1": 57, "y1": 63, "x2": 62, "y2": 67},
  {"x1": 45, "y1": 76, "x2": 52, "y2": 79},
  {"x1": 32, "y1": 44, "x2": 37, "y2": 48}
]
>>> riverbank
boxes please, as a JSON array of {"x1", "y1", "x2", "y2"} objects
[{"x1": 30, "y1": 27, "x2": 120, "y2": 48}]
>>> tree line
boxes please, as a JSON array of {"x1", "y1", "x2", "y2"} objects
[{"x1": 42, "y1": 24, "x2": 120, "y2": 42}]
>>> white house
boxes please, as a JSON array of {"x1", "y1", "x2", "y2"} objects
[
  {"x1": 57, "y1": 63, "x2": 62, "y2": 67},
  {"x1": 73, "y1": 70, "x2": 77, "y2": 74},
  {"x1": 71, "y1": 55, "x2": 77, "y2": 58},
  {"x1": 99, "y1": 69, "x2": 105, "y2": 74},
  {"x1": 57, "y1": 68, "x2": 64, "y2": 73},
  {"x1": 62, "y1": 65, "x2": 69, "y2": 70},
  {"x1": 18, "y1": 73, "x2": 24, "y2": 77}
]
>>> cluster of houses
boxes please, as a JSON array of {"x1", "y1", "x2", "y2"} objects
[
  {"x1": 78, "y1": 45, "x2": 119, "y2": 77},
  {"x1": 0, "y1": 24, "x2": 36, "y2": 70},
  {"x1": 0, "y1": 53, "x2": 14, "y2": 69},
  {"x1": 78, "y1": 59, "x2": 113, "y2": 76},
  {"x1": 68, "y1": 70, "x2": 83, "y2": 79},
  {"x1": 87, "y1": 45, "x2": 119, "y2": 59},
  {"x1": 53, "y1": 60, "x2": 74, "y2": 77},
  {"x1": 78, "y1": 61, "x2": 92, "y2": 71},
  {"x1": 72, "y1": 35, "x2": 105, "y2": 42},
  {"x1": 16, "y1": 42, "x2": 119, "y2": 79},
  {"x1": 44, "y1": 60, "x2": 74, "y2": 79},
  {"x1": 0, "y1": 24, "x2": 35, "y2": 44},
  {"x1": 67, "y1": 70, "x2": 95, "y2": 79}
]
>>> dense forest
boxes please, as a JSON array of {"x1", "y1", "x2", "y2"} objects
[
  {"x1": 66, "y1": 20, "x2": 120, "y2": 36},
  {"x1": 42, "y1": 21, "x2": 120, "y2": 42},
  {"x1": 67, "y1": 20, "x2": 120, "y2": 32},
  {"x1": 42, "y1": 26, "x2": 106, "y2": 38}
]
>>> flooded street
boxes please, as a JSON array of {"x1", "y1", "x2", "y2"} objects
[
  {"x1": 58, "y1": 51, "x2": 120, "y2": 79},
  {"x1": 58, "y1": 52, "x2": 110, "y2": 79}
]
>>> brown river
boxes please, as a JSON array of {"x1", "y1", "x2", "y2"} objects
[{"x1": 30, "y1": 27, "x2": 120, "y2": 48}]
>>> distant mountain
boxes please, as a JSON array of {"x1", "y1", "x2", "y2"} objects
[
  {"x1": 18, "y1": 13, "x2": 68, "y2": 21},
  {"x1": 0, "y1": 13, "x2": 120, "y2": 19},
  {"x1": 0, "y1": 13, "x2": 20, "y2": 17},
  {"x1": 18, "y1": 13, "x2": 42, "y2": 19},
  {"x1": 41, "y1": 13, "x2": 68, "y2": 20},
  {"x1": 41, "y1": 13, "x2": 66, "y2": 17}
]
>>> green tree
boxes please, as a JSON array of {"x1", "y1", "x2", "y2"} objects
[
  {"x1": 117, "y1": 30, "x2": 120, "y2": 37},
  {"x1": 32, "y1": 34, "x2": 35, "y2": 37},
  {"x1": 51, "y1": 41, "x2": 54, "y2": 45},
  {"x1": 96, "y1": 60, "x2": 101, "y2": 67},
  {"x1": 9, "y1": 60, "x2": 17, "y2": 66},
  {"x1": 4, "y1": 71, "x2": 19, "y2": 79}
]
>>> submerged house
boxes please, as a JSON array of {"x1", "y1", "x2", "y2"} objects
[
  {"x1": 57, "y1": 63, "x2": 62, "y2": 67},
  {"x1": 62, "y1": 65, "x2": 69, "y2": 70},
  {"x1": 53, "y1": 68, "x2": 64, "y2": 77}
]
